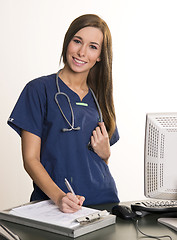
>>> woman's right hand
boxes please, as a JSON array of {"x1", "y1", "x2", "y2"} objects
[{"x1": 57, "y1": 193, "x2": 85, "y2": 213}]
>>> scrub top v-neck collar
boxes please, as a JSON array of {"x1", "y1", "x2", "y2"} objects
[{"x1": 57, "y1": 76, "x2": 92, "y2": 103}]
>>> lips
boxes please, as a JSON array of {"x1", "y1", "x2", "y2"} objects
[{"x1": 72, "y1": 57, "x2": 87, "y2": 65}]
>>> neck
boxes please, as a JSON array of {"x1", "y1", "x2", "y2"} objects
[
  {"x1": 58, "y1": 65, "x2": 89, "y2": 100},
  {"x1": 60, "y1": 65, "x2": 89, "y2": 89}
]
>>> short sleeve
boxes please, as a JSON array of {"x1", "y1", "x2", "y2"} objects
[
  {"x1": 7, "y1": 80, "x2": 46, "y2": 138},
  {"x1": 110, "y1": 126, "x2": 120, "y2": 146}
]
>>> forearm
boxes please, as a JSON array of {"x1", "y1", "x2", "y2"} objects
[
  {"x1": 23, "y1": 158, "x2": 65, "y2": 204},
  {"x1": 21, "y1": 130, "x2": 85, "y2": 213}
]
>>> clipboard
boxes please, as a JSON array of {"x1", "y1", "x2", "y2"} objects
[{"x1": 0, "y1": 200, "x2": 116, "y2": 238}]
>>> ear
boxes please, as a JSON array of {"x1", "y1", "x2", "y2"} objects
[{"x1": 96, "y1": 56, "x2": 101, "y2": 62}]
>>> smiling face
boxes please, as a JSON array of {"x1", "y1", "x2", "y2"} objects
[{"x1": 65, "y1": 27, "x2": 103, "y2": 75}]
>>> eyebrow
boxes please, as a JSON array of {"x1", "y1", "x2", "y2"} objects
[{"x1": 73, "y1": 35, "x2": 101, "y2": 47}]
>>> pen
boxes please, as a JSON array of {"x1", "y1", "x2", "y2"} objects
[
  {"x1": 65, "y1": 178, "x2": 76, "y2": 195},
  {"x1": 0, "y1": 223, "x2": 21, "y2": 240}
]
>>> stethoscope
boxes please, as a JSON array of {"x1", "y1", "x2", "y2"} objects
[{"x1": 55, "y1": 70, "x2": 103, "y2": 132}]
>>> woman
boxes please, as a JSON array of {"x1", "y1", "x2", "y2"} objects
[{"x1": 8, "y1": 14, "x2": 120, "y2": 213}]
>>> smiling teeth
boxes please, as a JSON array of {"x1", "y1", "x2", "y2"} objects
[{"x1": 74, "y1": 58, "x2": 85, "y2": 64}]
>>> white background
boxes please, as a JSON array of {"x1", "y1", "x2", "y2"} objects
[{"x1": 0, "y1": 0, "x2": 177, "y2": 210}]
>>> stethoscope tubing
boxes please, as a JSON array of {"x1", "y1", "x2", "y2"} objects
[{"x1": 55, "y1": 70, "x2": 103, "y2": 132}]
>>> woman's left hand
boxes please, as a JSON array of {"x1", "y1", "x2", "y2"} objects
[{"x1": 91, "y1": 122, "x2": 110, "y2": 164}]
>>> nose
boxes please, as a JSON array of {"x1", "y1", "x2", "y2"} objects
[{"x1": 78, "y1": 44, "x2": 86, "y2": 57}]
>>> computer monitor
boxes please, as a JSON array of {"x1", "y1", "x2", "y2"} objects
[{"x1": 144, "y1": 112, "x2": 177, "y2": 200}]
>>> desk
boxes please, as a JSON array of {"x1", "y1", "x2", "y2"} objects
[{"x1": 1, "y1": 201, "x2": 177, "y2": 240}]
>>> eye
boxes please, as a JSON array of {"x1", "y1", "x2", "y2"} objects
[
  {"x1": 73, "y1": 39, "x2": 81, "y2": 44},
  {"x1": 90, "y1": 45, "x2": 98, "y2": 50}
]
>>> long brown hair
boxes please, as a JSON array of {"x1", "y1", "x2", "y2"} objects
[{"x1": 61, "y1": 14, "x2": 116, "y2": 139}]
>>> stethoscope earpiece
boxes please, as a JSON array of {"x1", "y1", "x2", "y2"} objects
[
  {"x1": 62, "y1": 128, "x2": 71, "y2": 132},
  {"x1": 74, "y1": 126, "x2": 81, "y2": 131}
]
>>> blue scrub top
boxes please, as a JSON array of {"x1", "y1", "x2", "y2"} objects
[{"x1": 8, "y1": 73, "x2": 120, "y2": 205}]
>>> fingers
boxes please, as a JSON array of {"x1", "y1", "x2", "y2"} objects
[
  {"x1": 90, "y1": 122, "x2": 110, "y2": 162},
  {"x1": 91, "y1": 126, "x2": 101, "y2": 145},
  {"x1": 91, "y1": 122, "x2": 109, "y2": 146},
  {"x1": 77, "y1": 195, "x2": 85, "y2": 206},
  {"x1": 98, "y1": 122, "x2": 108, "y2": 136},
  {"x1": 59, "y1": 193, "x2": 85, "y2": 213}
]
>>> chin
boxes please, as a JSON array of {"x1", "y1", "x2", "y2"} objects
[{"x1": 69, "y1": 65, "x2": 90, "y2": 75}]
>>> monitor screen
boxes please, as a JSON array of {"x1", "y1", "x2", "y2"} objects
[{"x1": 144, "y1": 112, "x2": 177, "y2": 200}]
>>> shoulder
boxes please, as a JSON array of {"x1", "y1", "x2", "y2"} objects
[
  {"x1": 22, "y1": 73, "x2": 56, "y2": 100},
  {"x1": 26, "y1": 73, "x2": 56, "y2": 90}
]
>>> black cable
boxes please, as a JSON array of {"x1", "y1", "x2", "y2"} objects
[{"x1": 132, "y1": 218, "x2": 172, "y2": 240}]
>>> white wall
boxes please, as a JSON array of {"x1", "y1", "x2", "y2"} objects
[{"x1": 1, "y1": 0, "x2": 177, "y2": 210}]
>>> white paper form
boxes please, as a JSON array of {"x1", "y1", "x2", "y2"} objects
[{"x1": 9, "y1": 200, "x2": 99, "y2": 229}]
